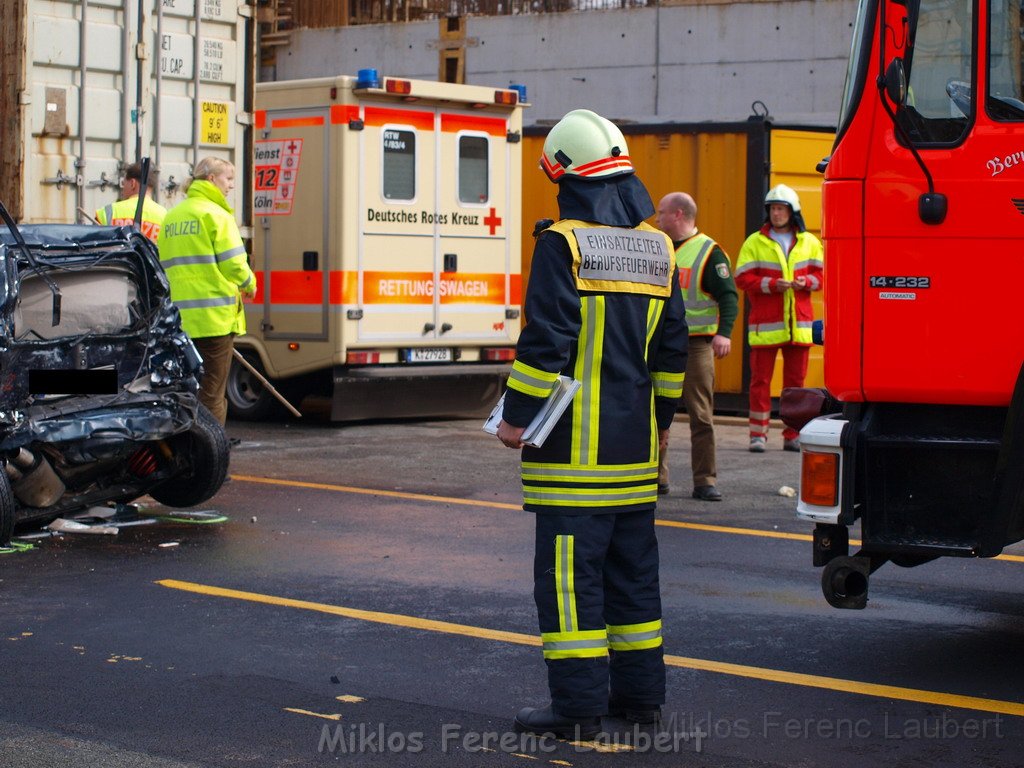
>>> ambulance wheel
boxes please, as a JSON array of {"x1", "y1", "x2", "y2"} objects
[
  {"x1": 226, "y1": 350, "x2": 280, "y2": 421},
  {"x1": 0, "y1": 472, "x2": 15, "y2": 545},
  {"x1": 149, "y1": 405, "x2": 230, "y2": 508}
]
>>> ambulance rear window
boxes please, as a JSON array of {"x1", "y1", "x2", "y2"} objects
[
  {"x1": 382, "y1": 128, "x2": 416, "y2": 201},
  {"x1": 458, "y1": 135, "x2": 488, "y2": 204}
]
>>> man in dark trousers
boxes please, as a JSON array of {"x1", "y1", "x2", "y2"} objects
[{"x1": 496, "y1": 109, "x2": 688, "y2": 739}]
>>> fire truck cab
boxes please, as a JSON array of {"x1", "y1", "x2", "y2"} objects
[
  {"x1": 795, "y1": 0, "x2": 1024, "y2": 607},
  {"x1": 233, "y1": 72, "x2": 524, "y2": 420}
]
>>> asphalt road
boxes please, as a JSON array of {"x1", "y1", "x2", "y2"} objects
[{"x1": 1, "y1": 414, "x2": 1022, "y2": 767}]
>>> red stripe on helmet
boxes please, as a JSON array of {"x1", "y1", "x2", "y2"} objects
[
  {"x1": 540, "y1": 153, "x2": 565, "y2": 180},
  {"x1": 575, "y1": 156, "x2": 634, "y2": 176}
]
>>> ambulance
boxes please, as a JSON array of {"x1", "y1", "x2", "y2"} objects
[{"x1": 231, "y1": 72, "x2": 525, "y2": 421}]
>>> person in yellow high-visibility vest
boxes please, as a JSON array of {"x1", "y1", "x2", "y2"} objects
[
  {"x1": 94, "y1": 162, "x2": 167, "y2": 242},
  {"x1": 655, "y1": 191, "x2": 738, "y2": 501},
  {"x1": 157, "y1": 157, "x2": 256, "y2": 425}
]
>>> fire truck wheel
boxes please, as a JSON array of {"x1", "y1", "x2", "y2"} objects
[
  {"x1": 149, "y1": 405, "x2": 230, "y2": 508},
  {"x1": 226, "y1": 350, "x2": 280, "y2": 421},
  {"x1": 0, "y1": 471, "x2": 14, "y2": 545}
]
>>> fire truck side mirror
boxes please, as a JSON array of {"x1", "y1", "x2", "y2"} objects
[
  {"x1": 918, "y1": 193, "x2": 948, "y2": 225},
  {"x1": 883, "y1": 58, "x2": 908, "y2": 108}
]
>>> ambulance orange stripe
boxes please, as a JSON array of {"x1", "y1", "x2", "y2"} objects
[
  {"x1": 271, "y1": 116, "x2": 326, "y2": 129},
  {"x1": 364, "y1": 107, "x2": 434, "y2": 131},
  {"x1": 255, "y1": 110, "x2": 266, "y2": 130},
  {"x1": 251, "y1": 271, "x2": 519, "y2": 306},
  {"x1": 508, "y1": 273, "x2": 522, "y2": 305},
  {"x1": 440, "y1": 114, "x2": 506, "y2": 137},
  {"x1": 271, "y1": 272, "x2": 323, "y2": 304},
  {"x1": 363, "y1": 271, "x2": 507, "y2": 305},
  {"x1": 330, "y1": 270, "x2": 358, "y2": 305},
  {"x1": 331, "y1": 105, "x2": 360, "y2": 124}
]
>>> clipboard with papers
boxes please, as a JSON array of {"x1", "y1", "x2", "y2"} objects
[{"x1": 483, "y1": 375, "x2": 582, "y2": 448}]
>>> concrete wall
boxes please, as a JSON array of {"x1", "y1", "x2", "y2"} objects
[{"x1": 267, "y1": 0, "x2": 857, "y2": 127}]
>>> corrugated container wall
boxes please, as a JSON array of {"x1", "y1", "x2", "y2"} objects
[
  {"x1": 0, "y1": 0, "x2": 253, "y2": 226},
  {"x1": 521, "y1": 124, "x2": 833, "y2": 404}
]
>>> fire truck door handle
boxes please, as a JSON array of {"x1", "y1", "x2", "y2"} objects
[
  {"x1": 441, "y1": 323, "x2": 453, "y2": 334},
  {"x1": 302, "y1": 251, "x2": 318, "y2": 271}
]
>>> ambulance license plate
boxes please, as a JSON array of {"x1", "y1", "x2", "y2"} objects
[{"x1": 407, "y1": 348, "x2": 452, "y2": 363}]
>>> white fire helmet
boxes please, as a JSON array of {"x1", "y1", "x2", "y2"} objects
[
  {"x1": 764, "y1": 184, "x2": 801, "y2": 213},
  {"x1": 540, "y1": 109, "x2": 634, "y2": 182}
]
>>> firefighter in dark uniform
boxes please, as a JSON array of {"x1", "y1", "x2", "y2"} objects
[{"x1": 497, "y1": 109, "x2": 688, "y2": 739}]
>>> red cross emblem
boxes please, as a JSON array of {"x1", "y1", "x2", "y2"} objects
[{"x1": 483, "y1": 207, "x2": 502, "y2": 236}]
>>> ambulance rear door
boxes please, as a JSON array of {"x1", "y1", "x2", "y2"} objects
[
  {"x1": 358, "y1": 104, "x2": 440, "y2": 353},
  {"x1": 256, "y1": 108, "x2": 330, "y2": 342},
  {"x1": 435, "y1": 111, "x2": 516, "y2": 350}
]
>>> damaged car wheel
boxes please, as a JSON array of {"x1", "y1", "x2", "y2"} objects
[
  {"x1": 149, "y1": 405, "x2": 230, "y2": 508},
  {"x1": 0, "y1": 472, "x2": 14, "y2": 544}
]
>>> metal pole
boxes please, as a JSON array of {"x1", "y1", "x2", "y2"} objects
[
  {"x1": 231, "y1": 349, "x2": 303, "y2": 418},
  {"x1": 77, "y1": 0, "x2": 89, "y2": 220},
  {"x1": 122, "y1": 0, "x2": 131, "y2": 169},
  {"x1": 653, "y1": 0, "x2": 660, "y2": 117},
  {"x1": 155, "y1": 0, "x2": 164, "y2": 201},
  {"x1": 136, "y1": 0, "x2": 145, "y2": 162},
  {"x1": 192, "y1": 0, "x2": 202, "y2": 167}
]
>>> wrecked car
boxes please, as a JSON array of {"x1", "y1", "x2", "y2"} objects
[{"x1": 0, "y1": 213, "x2": 230, "y2": 543}]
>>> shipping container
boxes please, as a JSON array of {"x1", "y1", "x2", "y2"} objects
[
  {"x1": 0, "y1": 0, "x2": 254, "y2": 226},
  {"x1": 522, "y1": 119, "x2": 834, "y2": 412}
]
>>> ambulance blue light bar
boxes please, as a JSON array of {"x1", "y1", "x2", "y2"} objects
[{"x1": 356, "y1": 68, "x2": 380, "y2": 89}]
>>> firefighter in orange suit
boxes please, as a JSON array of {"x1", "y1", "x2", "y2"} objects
[
  {"x1": 496, "y1": 110, "x2": 688, "y2": 739},
  {"x1": 734, "y1": 184, "x2": 823, "y2": 453}
]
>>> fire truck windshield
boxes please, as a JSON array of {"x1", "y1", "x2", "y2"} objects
[
  {"x1": 895, "y1": 0, "x2": 973, "y2": 145},
  {"x1": 835, "y1": 0, "x2": 877, "y2": 143}
]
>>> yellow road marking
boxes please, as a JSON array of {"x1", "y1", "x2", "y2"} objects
[
  {"x1": 571, "y1": 741, "x2": 634, "y2": 752},
  {"x1": 335, "y1": 695, "x2": 365, "y2": 703},
  {"x1": 230, "y1": 474, "x2": 1024, "y2": 563},
  {"x1": 657, "y1": 519, "x2": 809, "y2": 542},
  {"x1": 158, "y1": 579, "x2": 1024, "y2": 718},
  {"x1": 159, "y1": 579, "x2": 540, "y2": 646},
  {"x1": 284, "y1": 708, "x2": 341, "y2": 721},
  {"x1": 231, "y1": 474, "x2": 522, "y2": 510}
]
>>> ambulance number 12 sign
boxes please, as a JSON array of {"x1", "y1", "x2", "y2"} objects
[{"x1": 254, "y1": 139, "x2": 303, "y2": 216}]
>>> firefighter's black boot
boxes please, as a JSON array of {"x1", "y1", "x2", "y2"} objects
[
  {"x1": 607, "y1": 698, "x2": 662, "y2": 725},
  {"x1": 513, "y1": 705, "x2": 602, "y2": 740}
]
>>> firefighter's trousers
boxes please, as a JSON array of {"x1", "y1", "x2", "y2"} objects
[
  {"x1": 748, "y1": 344, "x2": 809, "y2": 442},
  {"x1": 533, "y1": 509, "x2": 665, "y2": 717}
]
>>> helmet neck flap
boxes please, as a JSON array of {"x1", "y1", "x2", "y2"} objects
[{"x1": 556, "y1": 174, "x2": 655, "y2": 228}]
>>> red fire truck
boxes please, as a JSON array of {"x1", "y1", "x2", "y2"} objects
[{"x1": 794, "y1": 0, "x2": 1024, "y2": 607}]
